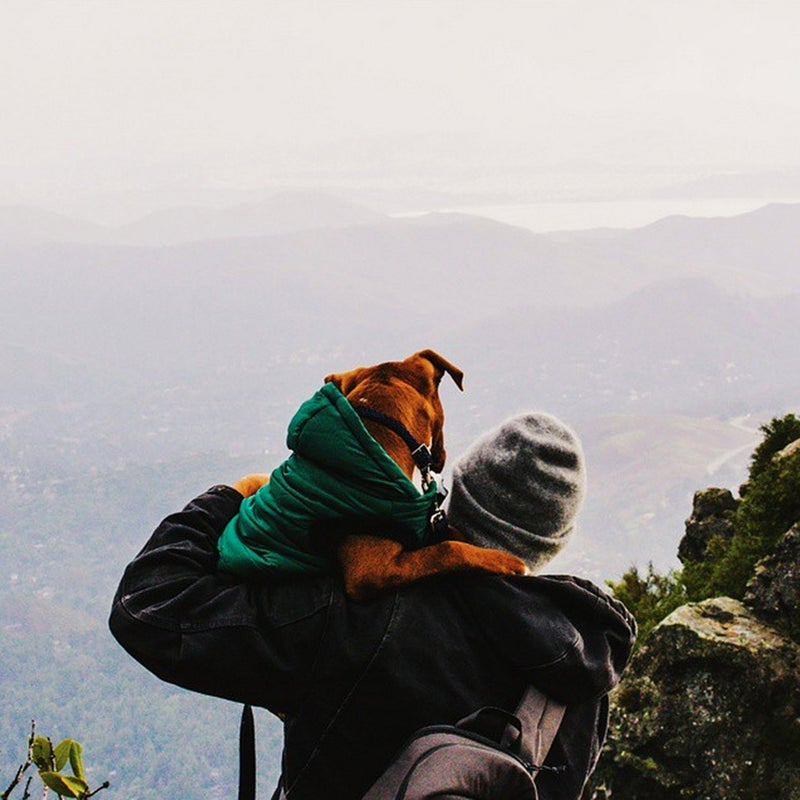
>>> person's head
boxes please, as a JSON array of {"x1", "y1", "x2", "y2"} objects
[{"x1": 445, "y1": 412, "x2": 586, "y2": 574}]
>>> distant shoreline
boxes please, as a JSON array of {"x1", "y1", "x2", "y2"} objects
[{"x1": 391, "y1": 197, "x2": 800, "y2": 234}]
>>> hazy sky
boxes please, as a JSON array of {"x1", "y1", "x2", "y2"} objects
[{"x1": 2, "y1": 1, "x2": 799, "y2": 218}]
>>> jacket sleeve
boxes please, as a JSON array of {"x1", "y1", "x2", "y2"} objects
[
  {"x1": 108, "y1": 486, "x2": 332, "y2": 714},
  {"x1": 523, "y1": 574, "x2": 637, "y2": 704}
]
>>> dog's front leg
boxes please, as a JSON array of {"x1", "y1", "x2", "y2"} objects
[{"x1": 337, "y1": 535, "x2": 527, "y2": 601}]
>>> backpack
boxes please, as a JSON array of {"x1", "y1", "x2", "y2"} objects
[
  {"x1": 360, "y1": 685, "x2": 566, "y2": 800},
  {"x1": 239, "y1": 686, "x2": 565, "y2": 800}
]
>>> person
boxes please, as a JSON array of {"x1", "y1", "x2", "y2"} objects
[{"x1": 109, "y1": 412, "x2": 636, "y2": 800}]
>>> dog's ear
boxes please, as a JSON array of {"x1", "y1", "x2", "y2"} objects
[{"x1": 414, "y1": 349, "x2": 464, "y2": 391}]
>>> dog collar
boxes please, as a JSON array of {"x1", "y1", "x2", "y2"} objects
[
  {"x1": 352, "y1": 403, "x2": 451, "y2": 535},
  {"x1": 352, "y1": 404, "x2": 433, "y2": 473}
]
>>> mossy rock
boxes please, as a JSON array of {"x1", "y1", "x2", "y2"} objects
[
  {"x1": 744, "y1": 524, "x2": 800, "y2": 641},
  {"x1": 587, "y1": 598, "x2": 800, "y2": 800}
]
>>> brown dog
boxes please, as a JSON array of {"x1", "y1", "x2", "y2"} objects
[{"x1": 324, "y1": 350, "x2": 527, "y2": 599}]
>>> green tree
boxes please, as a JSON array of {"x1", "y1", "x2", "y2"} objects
[
  {"x1": 682, "y1": 531, "x2": 731, "y2": 602},
  {"x1": 709, "y1": 446, "x2": 800, "y2": 599},
  {"x1": 746, "y1": 413, "x2": 800, "y2": 482},
  {"x1": 607, "y1": 562, "x2": 687, "y2": 646}
]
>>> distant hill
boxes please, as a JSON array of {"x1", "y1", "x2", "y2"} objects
[
  {"x1": 544, "y1": 201, "x2": 800, "y2": 296},
  {"x1": 112, "y1": 191, "x2": 386, "y2": 245},
  {"x1": 0, "y1": 205, "x2": 108, "y2": 243},
  {"x1": 442, "y1": 278, "x2": 800, "y2": 427},
  {"x1": 3, "y1": 200, "x2": 800, "y2": 307},
  {"x1": 0, "y1": 191, "x2": 384, "y2": 246},
  {"x1": 553, "y1": 413, "x2": 760, "y2": 576},
  {"x1": 617, "y1": 202, "x2": 800, "y2": 294}
]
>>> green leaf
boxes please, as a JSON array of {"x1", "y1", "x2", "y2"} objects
[
  {"x1": 54, "y1": 739, "x2": 71, "y2": 771},
  {"x1": 53, "y1": 739, "x2": 84, "y2": 779},
  {"x1": 31, "y1": 736, "x2": 54, "y2": 770},
  {"x1": 39, "y1": 772, "x2": 89, "y2": 799},
  {"x1": 69, "y1": 741, "x2": 85, "y2": 781}
]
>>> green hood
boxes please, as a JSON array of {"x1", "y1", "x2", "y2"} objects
[{"x1": 217, "y1": 383, "x2": 438, "y2": 577}]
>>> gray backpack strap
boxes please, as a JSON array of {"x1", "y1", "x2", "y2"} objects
[{"x1": 506, "y1": 685, "x2": 566, "y2": 768}]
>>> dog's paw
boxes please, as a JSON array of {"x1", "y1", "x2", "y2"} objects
[
  {"x1": 476, "y1": 549, "x2": 527, "y2": 576},
  {"x1": 232, "y1": 473, "x2": 270, "y2": 498}
]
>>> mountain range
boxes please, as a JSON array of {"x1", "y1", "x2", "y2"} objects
[
  {"x1": 3, "y1": 196, "x2": 799, "y2": 574},
  {"x1": 0, "y1": 191, "x2": 383, "y2": 245}
]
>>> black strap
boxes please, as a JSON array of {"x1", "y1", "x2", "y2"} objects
[
  {"x1": 352, "y1": 405, "x2": 432, "y2": 470},
  {"x1": 239, "y1": 704, "x2": 256, "y2": 800}
]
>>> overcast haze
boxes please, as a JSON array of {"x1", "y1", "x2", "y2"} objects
[{"x1": 3, "y1": 1, "x2": 800, "y2": 221}]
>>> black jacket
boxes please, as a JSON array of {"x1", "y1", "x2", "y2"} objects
[{"x1": 109, "y1": 486, "x2": 636, "y2": 800}]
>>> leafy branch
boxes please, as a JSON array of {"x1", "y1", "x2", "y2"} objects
[
  {"x1": 2, "y1": 720, "x2": 35, "y2": 800},
  {"x1": 2, "y1": 722, "x2": 109, "y2": 800}
]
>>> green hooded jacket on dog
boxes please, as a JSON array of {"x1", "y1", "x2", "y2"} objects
[{"x1": 217, "y1": 383, "x2": 439, "y2": 577}]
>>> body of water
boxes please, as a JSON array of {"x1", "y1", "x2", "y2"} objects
[{"x1": 394, "y1": 196, "x2": 800, "y2": 234}]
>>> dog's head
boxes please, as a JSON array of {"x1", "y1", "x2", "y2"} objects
[{"x1": 324, "y1": 349, "x2": 464, "y2": 473}]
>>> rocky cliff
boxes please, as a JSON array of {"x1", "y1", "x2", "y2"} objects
[{"x1": 588, "y1": 447, "x2": 800, "y2": 799}]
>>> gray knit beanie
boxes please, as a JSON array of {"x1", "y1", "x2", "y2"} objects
[{"x1": 446, "y1": 412, "x2": 586, "y2": 574}]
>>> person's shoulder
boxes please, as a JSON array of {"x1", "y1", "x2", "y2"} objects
[
  {"x1": 437, "y1": 572, "x2": 636, "y2": 648},
  {"x1": 534, "y1": 573, "x2": 637, "y2": 630}
]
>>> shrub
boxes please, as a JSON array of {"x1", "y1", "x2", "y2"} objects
[
  {"x1": 607, "y1": 562, "x2": 687, "y2": 646},
  {"x1": 747, "y1": 413, "x2": 800, "y2": 482},
  {"x1": 710, "y1": 446, "x2": 800, "y2": 598}
]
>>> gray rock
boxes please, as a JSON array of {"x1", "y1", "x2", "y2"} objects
[
  {"x1": 588, "y1": 598, "x2": 800, "y2": 800},
  {"x1": 678, "y1": 488, "x2": 738, "y2": 565},
  {"x1": 744, "y1": 524, "x2": 800, "y2": 639},
  {"x1": 776, "y1": 438, "x2": 800, "y2": 461}
]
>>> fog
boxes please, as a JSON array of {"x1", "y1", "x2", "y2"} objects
[{"x1": 2, "y1": 1, "x2": 800, "y2": 222}]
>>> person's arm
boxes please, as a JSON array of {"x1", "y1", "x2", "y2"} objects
[{"x1": 109, "y1": 482, "x2": 332, "y2": 714}]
